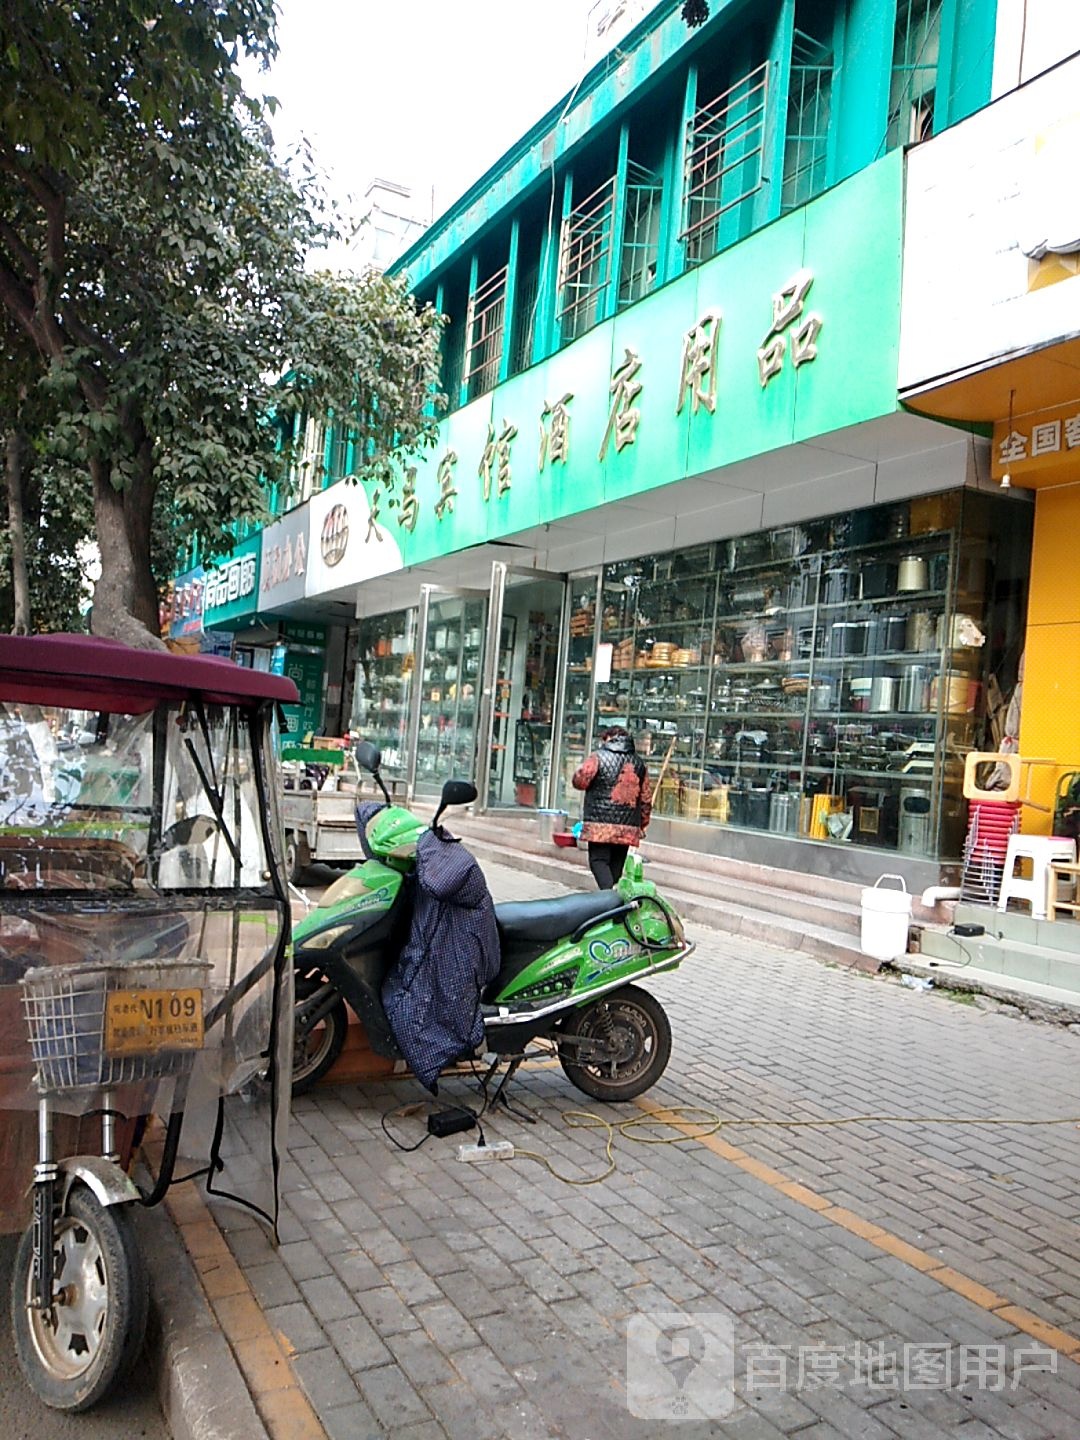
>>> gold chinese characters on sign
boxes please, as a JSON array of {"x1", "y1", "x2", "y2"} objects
[{"x1": 422, "y1": 269, "x2": 826, "y2": 521}]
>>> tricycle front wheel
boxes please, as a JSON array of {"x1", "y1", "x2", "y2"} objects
[{"x1": 11, "y1": 1183, "x2": 148, "y2": 1412}]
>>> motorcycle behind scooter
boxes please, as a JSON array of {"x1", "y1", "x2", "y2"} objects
[{"x1": 291, "y1": 743, "x2": 695, "y2": 1103}]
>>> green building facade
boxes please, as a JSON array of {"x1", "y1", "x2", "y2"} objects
[{"x1": 181, "y1": 0, "x2": 1032, "y2": 885}]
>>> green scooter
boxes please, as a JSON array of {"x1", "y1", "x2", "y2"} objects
[{"x1": 291, "y1": 742, "x2": 694, "y2": 1104}]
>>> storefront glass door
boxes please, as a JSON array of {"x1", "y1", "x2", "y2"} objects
[
  {"x1": 478, "y1": 565, "x2": 570, "y2": 810},
  {"x1": 408, "y1": 587, "x2": 488, "y2": 797}
]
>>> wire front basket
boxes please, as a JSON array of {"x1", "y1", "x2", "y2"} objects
[{"x1": 20, "y1": 959, "x2": 213, "y2": 1094}]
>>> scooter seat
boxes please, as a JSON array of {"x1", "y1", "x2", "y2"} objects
[{"x1": 494, "y1": 890, "x2": 623, "y2": 944}]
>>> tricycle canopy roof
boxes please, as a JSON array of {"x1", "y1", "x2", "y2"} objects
[{"x1": 0, "y1": 634, "x2": 299, "y2": 714}]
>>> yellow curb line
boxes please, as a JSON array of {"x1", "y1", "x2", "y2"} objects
[
  {"x1": 633, "y1": 1098, "x2": 1080, "y2": 1364},
  {"x1": 144, "y1": 1138, "x2": 328, "y2": 1440}
]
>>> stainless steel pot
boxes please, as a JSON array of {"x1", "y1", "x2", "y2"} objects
[
  {"x1": 870, "y1": 676, "x2": 898, "y2": 712},
  {"x1": 897, "y1": 555, "x2": 929, "y2": 592}
]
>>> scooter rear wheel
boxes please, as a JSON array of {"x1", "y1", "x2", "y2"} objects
[
  {"x1": 292, "y1": 974, "x2": 349, "y2": 1095},
  {"x1": 557, "y1": 984, "x2": 671, "y2": 1102}
]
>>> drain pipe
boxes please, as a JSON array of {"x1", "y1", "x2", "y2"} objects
[{"x1": 920, "y1": 885, "x2": 962, "y2": 908}]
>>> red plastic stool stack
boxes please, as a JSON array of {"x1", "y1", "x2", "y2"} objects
[{"x1": 960, "y1": 800, "x2": 1022, "y2": 905}]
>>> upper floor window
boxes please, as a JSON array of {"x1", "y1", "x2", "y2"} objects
[
  {"x1": 464, "y1": 264, "x2": 508, "y2": 400},
  {"x1": 682, "y1": 60, "x2": 769, "y2": 266},
  {"x1": 783, "y1": 11, "x2": 833, "y2": 212},
  {"x1": 887, "y1": 0, "x2": 941, "y2": 149},
  {"x1": 558, "y1": 172, "x2": 618, "y2": 343},
  {"x1": 618, "y1": 160, "x2": 663, "y2": 309}
]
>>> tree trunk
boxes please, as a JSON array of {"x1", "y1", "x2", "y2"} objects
[
  {"x1": 5, "y1": 430, "x2": 32, "y2": 634},
  {"x1": 90, "y1": 456, "x2": 165, "y2": 649}
]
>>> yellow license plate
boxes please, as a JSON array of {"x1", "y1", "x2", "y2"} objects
[{"x1": 104, "y1": 988, "x2": 204, "y2": 1056}]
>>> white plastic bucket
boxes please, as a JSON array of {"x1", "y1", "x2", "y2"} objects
[{"x1": 859, "y1": 874, "x2": 912, "y2": 962}]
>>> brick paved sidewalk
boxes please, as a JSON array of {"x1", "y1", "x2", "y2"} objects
[{"x1": 210, "y1": 862, "x2": 1080, "y2": 1439}]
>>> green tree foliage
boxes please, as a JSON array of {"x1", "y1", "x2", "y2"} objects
[{"x1": 0, "y1": 3, "x2": 444, "y2": 645}]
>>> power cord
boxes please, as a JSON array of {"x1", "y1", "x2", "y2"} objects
[{"x1": 508, "y1": 1104, "x2": 1080, "y2": 1187}]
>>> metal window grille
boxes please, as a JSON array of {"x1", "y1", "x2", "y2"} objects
[
  {"x1": 886, "y1": 0, "x2": 941, "y2": 150},
  {"x1": 682, "y1": 60, "x2": 769, "y2": 265},
  {"x1": 557, "y1": 174, "x2": 617, "y2": 342},
  {"x1": 782, "y1": 30, "x2": 832, "y2": 212},
  {"x1": 510, "y1": 265, "x2": 538, "y2": 376},
  {"x1": 463, "y1": 265, "x2": 508, "y2": 399},
  {"x1": 440, "y1": 320, "x2": 464, "y2": 414},
  {"x1": 618, "y1": 162, "x2": 662, "y2": 308}
]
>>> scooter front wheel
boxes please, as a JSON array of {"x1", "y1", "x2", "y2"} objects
[
  {"x1": 557, "y1": 984, "x2": 671, "y2": 1102},
  {"x1": 11, "y1": 1183, "x2": 148, "y2": 1412},
  {"x1": 292, "y1": 974, "x2": 349, "y2": 1095}
]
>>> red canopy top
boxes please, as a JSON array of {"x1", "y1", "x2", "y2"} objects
[{"x1": 0, "y1": 634, "x2": 300, "y2": 715}]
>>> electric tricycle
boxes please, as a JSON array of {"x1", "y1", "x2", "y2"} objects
[
  {"x1": 292, "y1": 742, "x2": 695, "y2": 1104},
  {"x1": 0, "y1": 634, "x2": 297, "y2": 1411}
]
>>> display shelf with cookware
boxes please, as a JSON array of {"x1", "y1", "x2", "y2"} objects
[
  {"x1": 352, "y1": 607, "x2": 419, "y2": 779},
  {"x1": 558, "y1": 491, "x2": 1027, "y2": 858},
  {"x1": 414, "y1": 597, "x2": 487, "y2": 789}
]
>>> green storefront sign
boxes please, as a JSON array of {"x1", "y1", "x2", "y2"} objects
[
  {"x1": 379, "y1": 154, "x2": 902, "y2": 570},
  {"x1": 279, "y1": 650, "x2": 325, "y2": 743},
  {"x1": 203, "y1": 534, "x2": 261, "y2": 629}
]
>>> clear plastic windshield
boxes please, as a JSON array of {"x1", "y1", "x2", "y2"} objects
[{"x1": 0, "y1": 699, "x2": 290, "y2": 1238}]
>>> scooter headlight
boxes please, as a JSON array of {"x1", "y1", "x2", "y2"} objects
[{"x1": 299, "y1": 923, "x2": 353, "y2": 951}]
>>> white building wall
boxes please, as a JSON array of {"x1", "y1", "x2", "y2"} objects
[{"x1": 993, "y1": 0, "x2": 1080, "y2": 95}]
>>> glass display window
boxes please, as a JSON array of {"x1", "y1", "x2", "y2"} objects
[
  {"x1": 352, "y1": 608, "x2": 417, "y2": 779},
  {"x1": 558, "y1": 490, "x2": 1030, "y2": 860}
]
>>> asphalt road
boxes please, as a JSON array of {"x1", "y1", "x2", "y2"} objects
[{"x1": 0, "y1": 1234, "x2": 170, "y2": 1440}]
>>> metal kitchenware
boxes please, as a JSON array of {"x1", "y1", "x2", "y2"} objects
[
  {"x1": 927, "y1": 551, "x2": 950, "y2": 592},
  {"x1": 746, "y1": 788, "x2": 771, "y2": 829},
  {"x1": 878, "y1": 614, "x2": 908, "y2": 652},
  {"x1": 870, "y1": 676, "x2": 898, "y2": 712},
  {"x1": 823, "y1": 567, "x2": 855, "y2": 606},
  {"x1": 897, "y1": 554, "x2": 929, "y2": 592},
  {"x1": 905, "y1": 610, "x2": 936, "y2": 653},
  {"x1": 899, "y1": 784, "x2": 933, "y2": 854},
  {"x1": 769, "y1": 791, "x2": 800, "y2": 833},
  {"x1": 848, "y1": 677, "x2": 873, "y2": 713},
  {"x1": 831, "y1": 621, "x2": 869, "y2": 657},
  {"x1": 809, "y1": 681, "x2": 833, "y2": 713},
  {"x1": 859, "y1": 561, "x2": 898, "y2": 599},
  {"x1": 898, "y1": 665, "x2": 930, "y2": 713}
]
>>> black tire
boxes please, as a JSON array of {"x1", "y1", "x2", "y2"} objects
[
  {"x1": 557, "y1": 985, "x2": 672, "y2": 1102},
  {"x1": 285, "y1": 832, "x2": 311, "y2": 885},
  {"x1": 292, "y1": 973, "x2": 348, "y2": 1095},
  {"x1": 11, "y1": 1184, "x2": 148, "y2": 1412}
]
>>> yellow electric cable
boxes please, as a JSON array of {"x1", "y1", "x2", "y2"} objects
[{"x1": 508, "y1": 1106, "x2": 1080, "y2": 1187}]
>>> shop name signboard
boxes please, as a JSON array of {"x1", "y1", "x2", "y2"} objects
[
  {"x1": 204, "y1": 552, "x2": 256, "y2": 611},
  {"x1": 382, "y1": 152, "x2": 901, "y2": 574},
  {"x1": 304, "y1": 481, "x2": 402, "y2": 601},
  {"x1": 992, "y1": 399, "x2": 1080, "y2": 486},
  {"x1": 260, "y1": 502, "x2": 311, "y2": 611},
  {"x1": 167, "y1": 566, "x2": 205, "y2": 639},
  {"x1": 374, "y1": 270, "x2": 826, "y2": 535}
]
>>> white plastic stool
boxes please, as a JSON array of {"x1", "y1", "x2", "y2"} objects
[{"x1": 997, "y1": 835, "x2": 1077, "y2": 919}]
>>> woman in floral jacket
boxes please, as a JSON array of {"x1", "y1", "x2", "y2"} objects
[{"x1": 571, "y1": 727, "x2": 652, "y2": 889}]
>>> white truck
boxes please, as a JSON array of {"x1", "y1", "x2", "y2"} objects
[{"x1": 281, "y1": 751, "x2": 364, "y2": 882}]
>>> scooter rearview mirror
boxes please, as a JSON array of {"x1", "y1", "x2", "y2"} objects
[
  {"x1": 441, "y1": 779, "x2": 477, "y2": 809},
  {"x1": 433, "y1": 778, "x2": 477, "y2": 828},
  {"x1": 354, "y1": 740, "x2": 381, "y2": 773}
]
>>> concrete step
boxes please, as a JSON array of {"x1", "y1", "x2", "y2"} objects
[
  {"x1": 918, "y1": 925, "x2": 1080, "y2": 994},
  {"x1": 456, "y1": 825, "x2": 876, "y2": 974},
  {"x1": 898, "y1": 951, "x2": 1080, "y2": 1022}
]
